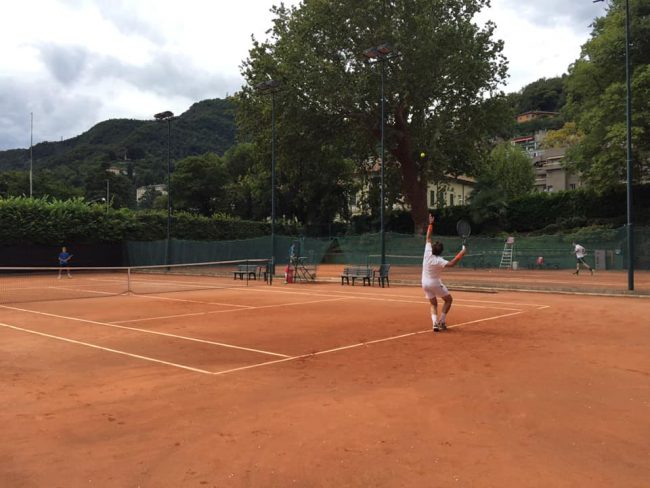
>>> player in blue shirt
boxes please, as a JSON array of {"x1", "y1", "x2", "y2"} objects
[{"x1": 58, "y1": 246, "x2": 73, "y2": 279}]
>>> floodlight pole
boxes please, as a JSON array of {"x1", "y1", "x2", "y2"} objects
[
  {"x1": 363, "y1": 44, "x2": 397, "y2": 266},
  {"x1": 166, "y1": 117, "x2": 172, "y2": 265},
  {"x1": 594, "y1": 0, "x2": 633, "y2": 291},
  {"x1": 30, "y1": 112, "x2": 33, "y2": 198},
  {"x1": 624, "y1": 0, "x2": 634, "y2": 291},
  {"x1": 255, "y1": 80, "x2": 281, "y2": 276},
  {"x1": 380, "y1": 60, "x2": 386, "y2": 266},
  {"x1": 271, "y1": 89, "x2": 277, "y2": 275},
  {"x1": 154, "y1": 110, "x2": 175, "y2": 266}
]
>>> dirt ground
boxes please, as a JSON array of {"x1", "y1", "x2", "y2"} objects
[{"x1": 1, "y1": 281, "x2": 648, "y2": 487}]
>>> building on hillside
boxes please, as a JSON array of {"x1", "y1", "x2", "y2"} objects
[
  {"x1": 512, "y1": 131, "x2": 547, "y2": 158},
  {"x1": 136, "y1": 184, "x2": 167, "y2": 202},
  {"x1": 348, "y1": 172, "x2": 475, "y2": 216},
  {"x1": 516, "y1": 111, "x2": 560, "y2": 124},
  {"x1": 512, "y1": 114, "x2": 583, "y2": 193},
  {"x1": 427, "y1": 175, "x2": 475, "y2": 208},
  {"x1": 532, "y1": 147, "x2": 582, "y2": 193}
]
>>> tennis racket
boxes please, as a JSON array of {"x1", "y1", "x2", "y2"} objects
[{"x1": 456, "y1": 220, "x2": 471, "y2": 246}]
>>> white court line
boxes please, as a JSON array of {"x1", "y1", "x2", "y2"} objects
[
  {"x1": 0, "y1": 322, "x2": 214, "y2": 375},
  {"x1": 52, "y1": 286, "x2": 121, "y2": 296},
  {"x1": 110, "y1": 296, "x2": 351, "y2": 324},
  {"x1": 0, "y1": 299, "x2": 547, "y2": 377},
  {"x1": 58, "y1": 281, "x2": 254, "y2": 308},
  {"x1": 448, "y1": 276, "x2": 626, "y2": 287},
  {"x1": 0, "y1": 304, "x2": 289, "y2": 358},
  {"x1": 205, "y1": 284, "x2": 550, "y2": 310},
  {"x1": 303, "y1": 290, "x2": 552, "y2": 309},
  {"x1": 110, "y1": 290, "x2": 528, "y2": 325},
  {"x1": 89, "y1": 275, "x2": 560, "y2": 310},
  {"x1": 90, "y1": 276, "x2": 259, "y2": 290},
  {"x1": 210, "y1": 310, "x2": 528, "y2": 376},
  {"x1": 122, "y1": 293, "x2": 253, "y2": 308}
]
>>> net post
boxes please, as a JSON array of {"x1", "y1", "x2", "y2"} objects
[{"x1": 127, "y1": 267, "x2": 131, "y2": 294}]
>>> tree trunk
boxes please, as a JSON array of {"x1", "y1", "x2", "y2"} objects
[{"x1": 392, "y1": 103, "x2": 428, "y2": 235}]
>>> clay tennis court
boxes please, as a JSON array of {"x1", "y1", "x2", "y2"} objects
[{"x1": 1, "y1": 270, "x2": 649, "y2": 487}]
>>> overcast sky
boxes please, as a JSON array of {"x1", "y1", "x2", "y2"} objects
[{"x1": 0, "y1": 0, "x2": 606, "y2": 151}]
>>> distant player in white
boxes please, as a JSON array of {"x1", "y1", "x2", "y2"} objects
[
  {"x1": 572, "y1": 242, "x2": 594, "y2": 275},
  {"x1": 422, "y1": 214, "x2": 466, "y2": 332}
]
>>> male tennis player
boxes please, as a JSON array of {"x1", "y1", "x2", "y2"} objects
[
  {"x1": 58, "y1": 246, "x2": 73, "y2": 279},
  {"x1": 572, "y1": 242, "x2": 593, "y2": 275},
  {"x1": 423, "y1": 214, "x2": 466, "y2": 332}
]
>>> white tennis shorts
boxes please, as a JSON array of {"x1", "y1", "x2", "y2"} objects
[{"x1": 422, "y1": 280, "x2": 450, "y2": 299}]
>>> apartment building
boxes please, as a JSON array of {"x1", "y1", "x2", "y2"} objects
[
  {"x1": 512, "y1": 115, "x2": 582, "y2": 193},
  {"x1": 427, "y1": 175, "x2": 475, "y2": 208}
]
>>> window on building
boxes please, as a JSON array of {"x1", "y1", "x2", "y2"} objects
[
  {"x1": 429, "y1": 190, "x2": 435, "y2": 207},
  {"x1": 450, "y1": 193, "x2": 455, "y2": 206},
  {"x1": 569, "y1": 183, "x2": 576, "y2": 190}
]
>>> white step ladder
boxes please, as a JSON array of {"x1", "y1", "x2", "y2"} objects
[{"x1": 499, "y1": 237, "x2": 515, "y2": 269}]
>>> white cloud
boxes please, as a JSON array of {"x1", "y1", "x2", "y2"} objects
[
  {"x1": 0, "y1": 0, "x2": 605, "y2": 150},
  {"x1": 476, "y1": 0, "x2": 604, "y2": 91}
]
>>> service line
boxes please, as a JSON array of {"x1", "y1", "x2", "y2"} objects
[{"x1": 0, "y1": 303, "x2": 288, "y2": 358}]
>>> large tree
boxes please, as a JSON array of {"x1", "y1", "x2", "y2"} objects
[
  {"x1": 476, "y1": 143, "x2": 534, "y2": 199},
  {"x1": 238, "y1": 0, "x2": 509, "y2": 232},
  {"x1": 563, "y1": 0, "x2": 650, "y2": 190},
  {"x1": 171, "y1": 153, "x2": 230, "y2": 215}
]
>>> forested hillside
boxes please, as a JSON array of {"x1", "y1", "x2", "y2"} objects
[{"x1": 0, "y1": 98, "x2": 237, "y2": 202}]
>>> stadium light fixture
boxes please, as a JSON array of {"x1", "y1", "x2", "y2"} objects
[{"x1": 154, "y1": 110, "x2": 175, "y2": 265}]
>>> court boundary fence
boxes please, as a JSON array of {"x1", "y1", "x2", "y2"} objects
[{"x1": 125, "y1": 225, "x2": 649, "y2": 273}]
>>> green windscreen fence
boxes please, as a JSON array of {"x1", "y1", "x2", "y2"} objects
[
  {"x1": 332, "y1": 227, "x2": 648, "y2": 270},
  {"x1": 126, "y1": 225, "x2": 649, "y2": 275},
  {"x1": 126, "y1": 236, "x2": 333, "y2": 268}
]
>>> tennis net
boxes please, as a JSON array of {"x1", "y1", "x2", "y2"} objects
[{"x1": 0, "y1": 258, "x2": 272, "y2": 305}]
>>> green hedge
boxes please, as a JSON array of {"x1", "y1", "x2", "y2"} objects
[
  {"x1": 507, "y1": 185, "x2": 649, "y2": 232},
  {"x1": 2, "y1": 185, "x2": 648, "y2": 245},
  {"x1": 432, "y1": 184, "x2": 649, "y2": 235},
  {"x1": 0, "y1": 197, "x2": 272, "y2": 245}
]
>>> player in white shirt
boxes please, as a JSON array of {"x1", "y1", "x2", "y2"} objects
[
  {"x1": 422, "y1": 214, "x2": 466, "y2": 332},
  {"x1": 572, "y1": 242, "x2": 594, "y2": 275}
]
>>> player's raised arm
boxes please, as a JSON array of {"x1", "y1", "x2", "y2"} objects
[
  {"x1": 426, "y1": 214, "x2": 435, "y2": 243},
  {"x1": 445, "y1": 245, "x2": 466, "y2": 268}
]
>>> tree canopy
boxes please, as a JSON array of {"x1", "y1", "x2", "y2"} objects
[
  {"x1": 509, "y1": 76, "x2": 566, "y2": 114},
  {"x1": 237, "y1": 0, "x2": 510, "y2": 232},
  {"x1": 563, "y1": 0, "x2": 650, "y2": 189}
]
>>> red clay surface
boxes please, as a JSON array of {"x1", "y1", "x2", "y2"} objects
[{"x1": 1, "y1": 278, "x2": 649, "y2": 487}]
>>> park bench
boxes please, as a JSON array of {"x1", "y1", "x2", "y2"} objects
[
  {"x1": 233, "y1": 264, "x2": 260, "y2": 280},
  {"x1": 341, "y1": 266, "x2": 372, "y2": 286}
]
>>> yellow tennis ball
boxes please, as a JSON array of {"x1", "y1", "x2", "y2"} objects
[{"x1": 420, "y1": 152, "x2": 426, "y2": 158}]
